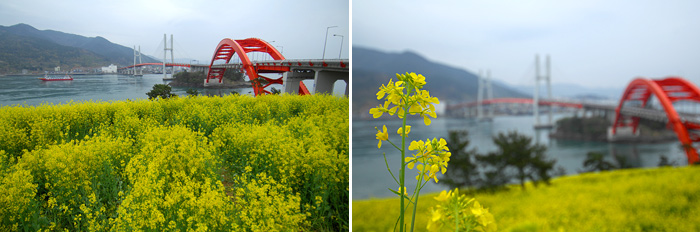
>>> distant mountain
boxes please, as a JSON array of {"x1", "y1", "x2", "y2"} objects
[
  {"x1": 353, "y1": 46, "x2": 528, "y2": 117},
  {"x1": 0, "y1": 31, "x2": 110, "y2": 73},
  {"x1": 0, "y1": 23, "x2": 158, "y2": 73}
]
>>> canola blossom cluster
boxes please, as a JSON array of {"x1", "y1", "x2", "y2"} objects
[
  {"x1": 369, "y1": 72, "x2": 439, "y2": 125},
  {"x1": 427, "y1": 189, "x2": 497, "y2": 232},
  {"x1": 370, "y1": 72, "x2": 450, "y2": 184},
  {"x1": 365, "y1": 72, "x2": 495, "y2": 232},
  {"x1": 405, "y1": 138, "x2": 450, "y2": 183},
  {"x1": 0, "y1": 94, "x2": 348, "y2": 231},
  {"x1": 369, "y1": 72, "x2": 454, "y2": 232}
]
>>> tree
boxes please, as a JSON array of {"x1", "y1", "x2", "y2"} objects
[
  {"x1": 172, "y1": 70, "x2": 206, "y2": 84},
  {"x1": 223, "y1": 69, "x2": 245, "y2": 82},
  {"x1": 441, "y1": 130, "x2": 481, "y2": 190},
  {"x1": 442, "y1": 130, "x2": 559, "y2": 191},
  {"x1": 486, "y1": 131, "x2": 556, "y2": 190},
  {"x1": 658, "y1": 155, "x2": 677, "y2": 167},
  {"x1": 270, "y1": 87, "x2": 282, "y2": 95},
  {"x1": 146, "y1": 84, "x2": 177, "y2": 100},
  {"x1": 579, "y1": 151, "x2": 639, "y2": 173},
  {"x1": 475, "y1": 151, "x2": 510, "y2": 191},
  {"x1": 580, "y1": 152, "x2": 615, "y2": 173},
  {"x1": 186, "y1": 89, "x2": 199, "y2": 96}
]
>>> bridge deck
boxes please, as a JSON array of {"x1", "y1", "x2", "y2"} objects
[
  {"x1": 120, "y1": 59, "x2": 349, "y2": 72},
  {"x1": 449, "y1": 97, "x2": 700, "y2": 125}
]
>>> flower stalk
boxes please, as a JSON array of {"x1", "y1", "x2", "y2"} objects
[{"x1": 370, "y1": 72, "x2": 449, "y2": 231}]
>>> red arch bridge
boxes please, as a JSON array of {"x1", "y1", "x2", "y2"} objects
[
  {"x1": 447, "y1": 76, "x2": 700, "y2": 164},
  {"x1": 120, "y1": 38, "x2": 348, "y2": 96}
]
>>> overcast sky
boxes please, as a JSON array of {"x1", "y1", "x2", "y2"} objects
[
  {"x1": 353, "y1": 0, "x2": 700, "y2": 89},
  {"x1": 0, "y1": 0, "x2": 349, "y2": 63}
]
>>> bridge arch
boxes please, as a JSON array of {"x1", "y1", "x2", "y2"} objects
[
  {"x1": 205, "y1": 38, "x2": 285, "y2": 96},
  {"x1": 611, "y1": 77, "x2": 700, "y2": 164}
]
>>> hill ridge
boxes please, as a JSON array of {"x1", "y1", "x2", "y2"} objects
[{"x1": 0, "y1": 23, "x2": 157, "y2": 73}]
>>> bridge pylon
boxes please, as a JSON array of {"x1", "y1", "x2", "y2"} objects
[
  {"x1": 163, "y1": 34, "x2": 174, "y2": 80},
  {"x1": 133, "y1": 45, "x2": 143, "y2": 76},
  {"x1": 476, "y1": 70, "x2": 493, "y2": 121},
  {"x1": 534, "y1": 54, "x2": 553, "y2": 129}
]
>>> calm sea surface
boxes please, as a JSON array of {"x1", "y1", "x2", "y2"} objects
[
  {"x1": 0, "y1": 74, "x2": 254, "y2": 106},
  {"x1": 352, "y1": 115, "x2": 687, "y2": 200}
]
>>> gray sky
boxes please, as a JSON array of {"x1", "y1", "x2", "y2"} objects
[
  {"x1": 353, "y1": 0, "x2": 700, "y2": 89},
  {"x1": 0, "y1": 0, "x2": 349, "y2": 63}
]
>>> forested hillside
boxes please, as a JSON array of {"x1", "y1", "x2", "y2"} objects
[{"x1": 0, "y1": 23, "x2": 158, "y2": 74}]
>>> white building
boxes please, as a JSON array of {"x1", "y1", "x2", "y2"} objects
[{"x1": 101, "y1": 64, "x2": 117, "y2": 73}]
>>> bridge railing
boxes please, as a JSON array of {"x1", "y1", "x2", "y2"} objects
[
  {"x1": 118, "y1": 63, "x2": 192, "y2": 70},
  {"x1": 211, "y1": 59, "x2": 349, "y2": 71},
  {"x1": 618, "y1": 106, "x2": 700, "y2": 125}
]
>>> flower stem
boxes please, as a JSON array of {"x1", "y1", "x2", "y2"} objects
[
  {"x1": 409, "y1": 166, "x2": 425, "y2": 232},
  {"x1": 399, "y1": 103, "x2": 407, "y2": 232},
  {"x1": 383, "y1": 152, "x2": 399, "y2": 186}
]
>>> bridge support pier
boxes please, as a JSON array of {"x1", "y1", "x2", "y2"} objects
[
  {"x1": 313, "y1": 70, "x2": 348, "y2": 95},
  {"x1": 283, "y1": 71, "x2": 315, "y2": 94},
  {"x1": 204, "y1": 79, "x2": 224, "y2": 87},
  {"x1": 607, "y1": 126, "x2": 640, "y2": 142},
  {"x1": 191, "y1": 65, "x2": 209, "y2": 73}
]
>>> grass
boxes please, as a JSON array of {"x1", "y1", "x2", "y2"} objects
[{"x1": 352, "y1": 166, "x2": 700, "y2": 231}]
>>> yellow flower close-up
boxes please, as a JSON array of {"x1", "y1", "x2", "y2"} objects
[
  {"x1": 397, "y1": 125, "x2": 411, "y2": 136},
  {"x1": 375, "y1": 125, "x2": 389, "y2": 148}
]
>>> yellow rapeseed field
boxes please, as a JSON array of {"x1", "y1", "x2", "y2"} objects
[
  {"x1": 0, "y1": 94, "x2": 348, "y2": 231},
  {"x1": 353, "y1": 166, "x2": 700, "y2": 232}
]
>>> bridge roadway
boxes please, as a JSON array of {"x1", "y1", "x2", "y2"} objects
[
  {"x1": 578, "y1": 101, "x2": 700, "y2": 125},
  {"x1": 120, "y1": 59, "x2": 348, "y2": 72},
  {"x1": 204, "y1": 59, "x2": 348, "y2": 95},
  {"x1": 451, "y1": 97, "x2": 700, "y2": 125},
  {"x1": 120, "y1": 59, "x2": 349, "y2": 95},
  {"x1": 119, "y1": 62, "x2": 193, "y2": 70},
  {"x1": 208, "y1": 59, "x2": 348, "y2": 72}
]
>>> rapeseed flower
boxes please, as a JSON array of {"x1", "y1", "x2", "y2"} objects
[
  {"x1": 398, "y1": 186, "x2": 408, "y2": 196},
  {"x1": 369, "y1": 72, "x2": 439, "y2": 124},
  {"x1": 471, "y1": 201, "x2": 484, "y2": 216},
  {"x1": 369, "y1": 101, "x2": 391, "y2": 118},
  {"x1": 427, "y1": 188, "x2": 497, "y2": 232},
  {"x1": 407, "y1": 72, "x2": 427, "y2": 89},
  {"x1": 406, "y1": 138, "x2": 451, "y2": 183},
  {"x1": 434, "y1": 189, "x2": 451, "y2": 202},
  {"x1": 375, "y1": 125, "x2": 389, "y2": 148},
  {"x1": 397, "y1": 125, "x2": 411, "y2": 136},
  {"x1": 426, "y1": 208, "x2": 442, "y2": 232}
]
